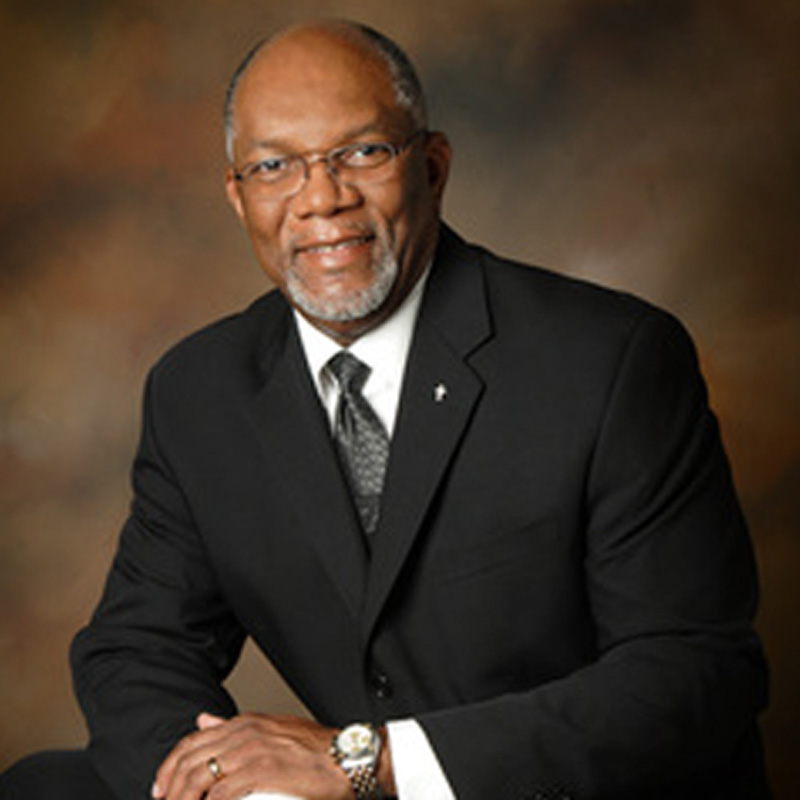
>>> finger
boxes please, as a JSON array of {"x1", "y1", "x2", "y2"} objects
[
  {"x1": 153, "y1": 721, "x2": 230, "y2": 799},
  {"x1": 153, "y1": 744, "x2": 184, "y2": 799},
  {"x1": 203, "y1": 753, "x2": 302, "y2": 800},
  {"x1": 172, "y1": 728, "x2": 264, "y2": 800},
  {"x1": 153, "y1": 737, "x2": 196, "y2": 798},
  {"x1": 198, "y1": 712, "x2": 227, "y2": 730},
  {"x1": 168, "y1": 748, "x2": 225, "y2": 800}
]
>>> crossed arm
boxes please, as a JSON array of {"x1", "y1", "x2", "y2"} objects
[
  {"x1": 151, "y1": 712, "x2": 395, "y2": 800},
  {"x1": 72, "y1": 308, "x2": 767, "y2": 800}
]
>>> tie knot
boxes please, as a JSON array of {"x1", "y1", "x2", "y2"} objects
[{"x1": 328, "y1": 351, "x2": 370, "y2": 394}]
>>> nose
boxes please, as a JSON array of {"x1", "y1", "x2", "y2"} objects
[{"x1": 290, "y1": 158, "x2": 361, "y2": 218}]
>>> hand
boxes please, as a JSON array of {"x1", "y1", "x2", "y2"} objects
[{"x1": 151, "y1": 712, "x2": 353, "y2": 800}]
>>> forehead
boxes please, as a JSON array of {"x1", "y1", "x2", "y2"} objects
[{"x1": 232, "y1": 30, "x2": 408, "y2": 150}]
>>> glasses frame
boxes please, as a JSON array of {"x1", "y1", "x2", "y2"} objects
[{"x1": 233, "y1": 129, "x2": 429, "y2": 199}]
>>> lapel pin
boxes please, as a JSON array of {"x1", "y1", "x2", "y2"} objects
[{"x1": 434, "y1": 383, "x2": 448, "y2": 403}]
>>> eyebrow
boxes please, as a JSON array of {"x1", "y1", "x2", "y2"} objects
[{"x1": 249, "y1": 120, "x2": 403, "y2": 154}]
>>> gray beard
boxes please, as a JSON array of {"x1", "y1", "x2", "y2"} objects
[{"x1": 285, "y1": 246, "x2": 398, "y2": 322}]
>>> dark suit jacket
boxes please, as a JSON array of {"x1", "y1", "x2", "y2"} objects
[{"x1": 71, "y1": 226, "x2": 770, "y2": 800}]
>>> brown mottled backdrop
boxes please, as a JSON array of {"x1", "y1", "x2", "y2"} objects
[{"x1": 1, "y1": 0, "x2": 798, "y2": 794}]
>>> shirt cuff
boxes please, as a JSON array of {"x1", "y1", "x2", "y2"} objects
[
  {"x1": 386, "y1": 719, "x2": 456, "y2": 800},
  {"x1": 239, "y1": 795, "x2": 303, "y2": 799}
]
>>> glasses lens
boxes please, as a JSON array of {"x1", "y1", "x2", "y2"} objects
[
  {"x1": 335, "y1": 143, "x2": 395, "y2": 171},
  {"x1": 240, "y1": 157, "x2": 304, "y2": 196},
  {"x1": 237, "y1": 136, "x2": 417, "y2": 198}
]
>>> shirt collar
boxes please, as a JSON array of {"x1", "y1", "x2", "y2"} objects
[{"x1": 294, "y1": 267, "x2": 430, "y2": 398}]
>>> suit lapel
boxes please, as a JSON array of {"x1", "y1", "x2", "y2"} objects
[
  {"x1": 250, "y1": 311, "x2": 368, "y2": 618},
  {"x1": 361, "y1": 228, "x2": 493, "y2": 641}
]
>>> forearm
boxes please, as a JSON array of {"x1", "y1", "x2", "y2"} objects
[
  {"x1": 416, "y1": 627, "x2": 767, "y2": 800},
  {"x1": 71, "y1": 518, "x2": 246, "y2": 797},
  {"x1": 72, "y1": 614, "x2": 244, "y2": 798}
]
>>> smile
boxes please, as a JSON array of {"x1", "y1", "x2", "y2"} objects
[{"x1": 299, "y1": 235, "x2": 374, "y2": 256}]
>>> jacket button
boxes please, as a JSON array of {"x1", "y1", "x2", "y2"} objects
[{"x1": 369, "y1": 671, "x2": 393, "y2": 699}]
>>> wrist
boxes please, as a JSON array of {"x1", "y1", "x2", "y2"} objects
[
  {"x1": 330, "y1": 722, "x2": 387, "y2": 800},
  {"x1": 375, "y1": 726, "x2": 396, "y2": 797}
]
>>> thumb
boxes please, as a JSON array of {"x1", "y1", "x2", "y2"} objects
[{"x1": 197, "y1": 711, "x2": 227, "y2": 730}]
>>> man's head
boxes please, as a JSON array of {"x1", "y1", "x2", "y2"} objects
[{"x1": 224, "y1": 20, "x2": 451, "y2": 344}]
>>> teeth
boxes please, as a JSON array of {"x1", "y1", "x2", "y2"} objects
[{"x1": 306, "y1": 236, "x2": 369, "y2": 254}]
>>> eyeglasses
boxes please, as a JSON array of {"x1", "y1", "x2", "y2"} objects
[{"x1": 233, "y1": 130, "x2": 428, "y2": 199}]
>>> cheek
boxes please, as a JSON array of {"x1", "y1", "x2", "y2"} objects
[
  {"x1": 397, "y1": 165, "x2": 437, "y2": 224},
  {"x1": 242, "y1": 205, "x2": 290, "y2": 262},
  {"x1": 369, "y1": 183, "x2": 422, "y2": 246},
  {"x1": 244, "y1": 204, "x2": 283, "y2": 244},
  {"x1": 384, "y1": 182, "x2": 434, "y2": 256}
]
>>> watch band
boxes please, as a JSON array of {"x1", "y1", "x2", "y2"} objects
[
  {"x1": 330, "y1": 723, "x2": 382, "y2": 800},
  {"x1": 346, "y1": 764, "x2": 380, "y2": 800}
]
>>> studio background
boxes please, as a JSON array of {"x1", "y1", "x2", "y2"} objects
[{"x1": 1, "y1": 0, "x2": 798, "y2": 795}]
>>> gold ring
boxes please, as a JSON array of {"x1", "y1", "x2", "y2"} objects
[{"x1": 207, "y1": 756, "x2": 224, "y2": 781}]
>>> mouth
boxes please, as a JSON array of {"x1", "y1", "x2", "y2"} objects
[{"x1": 295, "y1": 233, "x2": 375, "y2": 257}]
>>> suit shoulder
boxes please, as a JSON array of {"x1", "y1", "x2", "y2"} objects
[
  {"x1": 475, "y1": 242, "x2": 688, "y2": 342},
  {"x1": 149, "y1": 290, "x2": 287, "y2": 385}
]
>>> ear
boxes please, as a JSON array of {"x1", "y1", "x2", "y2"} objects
[
  {"x1": 224, "y1": 166, "x2": 247, "y2": 224},
  {"x1": 423, "y1": 131, "x2": 451, "y2": 203}
]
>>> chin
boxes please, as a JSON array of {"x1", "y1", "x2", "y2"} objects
[
  {"x1": 297, "y1": 291, "x2": 388, "y2": 324},
  {"x1": 288, "y1": 270, "x2": 397, "y2": 325}
]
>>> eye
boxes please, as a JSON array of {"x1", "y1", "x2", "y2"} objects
[
  {"x1": 247, "y1": 156, "x2": 294, "y2": 182},
  {"x1": 336, "y1": 142, "x2": 393, "y2": 169}
]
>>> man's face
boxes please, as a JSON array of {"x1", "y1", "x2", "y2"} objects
[{"x1": 225, "y1": 28, "x2": 451, "y2": 343}]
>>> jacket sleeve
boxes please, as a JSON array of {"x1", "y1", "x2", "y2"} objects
[
  {"x1": 71, "y1": 368, "x2": 246, "y2": 800},
  {"x1": 417, "y1": 310, "x2": 769, "y2": 800}
]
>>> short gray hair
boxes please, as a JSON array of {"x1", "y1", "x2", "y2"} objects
[{"x1": 223, "y1": 21, "x2": 428, "y2": 163}]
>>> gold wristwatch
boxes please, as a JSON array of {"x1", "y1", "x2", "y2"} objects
[{"x1": 330, "y1": 722, "x2": 382, "y2": 800}]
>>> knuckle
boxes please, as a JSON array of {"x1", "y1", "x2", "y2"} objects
[{"x1": 188, "y1": 762, "x2": 210, "y2": 789}]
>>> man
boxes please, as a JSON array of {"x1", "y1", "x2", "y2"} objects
[{"x1": 1, "y1": 19, "x2": 770, "y2": 800}]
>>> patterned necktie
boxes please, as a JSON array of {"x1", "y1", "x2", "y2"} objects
[{"x1": 327, "y1": 351, "x2": 390, "y2": 535}]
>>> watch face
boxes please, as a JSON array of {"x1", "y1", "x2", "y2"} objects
[{"x1": 338, "y1": 724, "x2": 376, "y2": 759}]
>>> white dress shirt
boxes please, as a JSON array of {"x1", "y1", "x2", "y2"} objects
[{"x1": 290, "y1": 270, "x2": 456, "y2": 800}]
